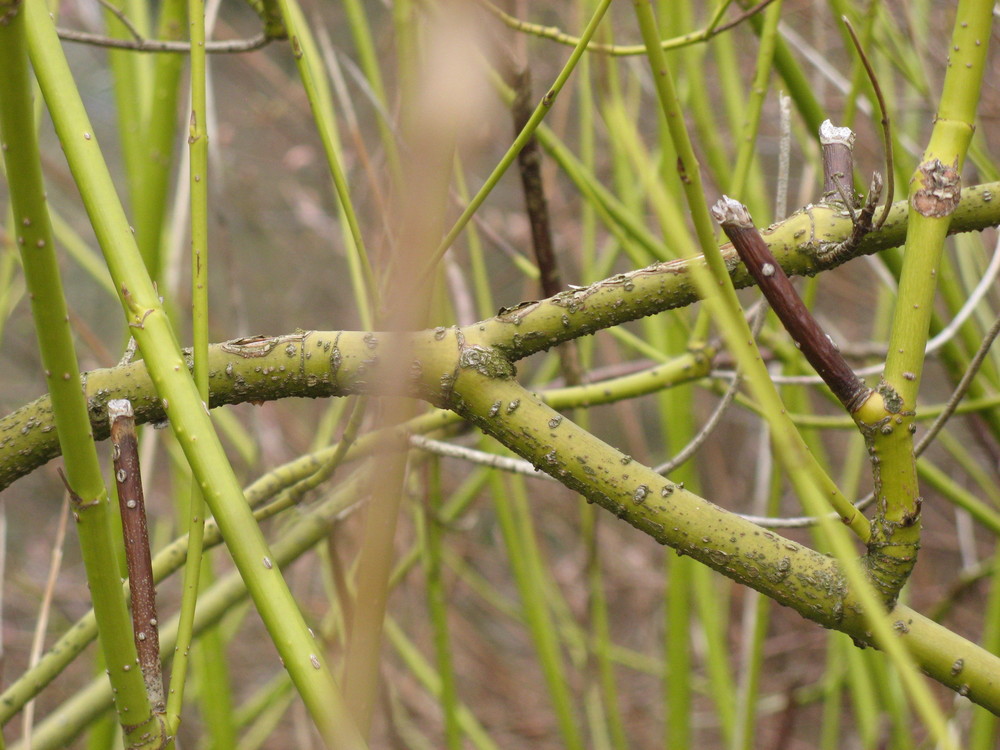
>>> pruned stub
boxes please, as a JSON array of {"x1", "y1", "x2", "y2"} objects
[{"x1": 912, "y1": 158, "x2": 961, "y2": 218}]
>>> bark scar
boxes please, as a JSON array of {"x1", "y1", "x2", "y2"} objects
[{"x1": 912, "y1": 158, "x2": 961, "y2": 218}]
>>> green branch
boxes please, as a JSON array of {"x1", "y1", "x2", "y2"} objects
[
  {"x1": 853, "y1": 0, "x2": 994, "y2": 605},
  {"x1": 4, "y1": 180, "x2": 1000, "y2": 491},
  {"x1": 446, "y1": 359, "x2": 1000, "y2": 714}
]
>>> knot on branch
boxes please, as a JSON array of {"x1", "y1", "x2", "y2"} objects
[
  {"x1": 862, "y1": 533, "x2": 921, "y2": 608},
  {"x1": 459, "y1": 345, "x2": 515, "y2": 380},
  {"x1": 912, "y1": 158, "x2": 962, "y2": 218}
]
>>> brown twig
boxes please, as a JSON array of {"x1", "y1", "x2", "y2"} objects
[
  {"x1": 916, "y1": 312, "x2": 1000, "y2": 456},
  {"x1": 95, "y1": 0, "x2": 144, "y2": 42},
  {"x1": 506, "y1": 59, "x2": 583, "y2": 385},
  {"x1": 819, "y1": 119, "x2": 856, "y2": 201},
  {"x1": 22, "y1": 495, "x2": 69, "y2": 746},
  {"x1": 817, "y1": 121, "x2": 883, "y2": 265},
  {"x1": 842, "y1": 16, "x2": 894, "y2": 231},
  {"x1": 109, "y1": 399, "x2": 165, "y2": 714},
  {"x1": 711, "y1": 197, "x2": 871, "y2": 413}
]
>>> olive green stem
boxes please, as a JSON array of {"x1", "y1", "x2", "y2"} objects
[
  {"x1": 165, "y1": 0, "x2": 210, "y2": 730},
  {"x1": 446, "y1": 362, "x2": 1000, "y2": 716},
  {"x1": 474, "y1": 0, "x2": 778, "y2": 57},
  {"x1": 0, "y1": 331, "x2": 712, "y2": 492}
]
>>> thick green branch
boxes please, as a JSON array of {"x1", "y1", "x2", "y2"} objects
[
  {"x1": 4, "y1": 182, "x2": 1000, "y2": 492},
  {"x1": 1, "y1": 331, "x2": 712, "y2": 492},
  {"x1": 476, "y1": 184, "x2": 1000, "y2": 359},
  {"x1": 853, "y1": 0, "x2": 994, "y2": 606},
  {"x1": 447, "y1": 362, "x2": 1000, "y2": 713}
]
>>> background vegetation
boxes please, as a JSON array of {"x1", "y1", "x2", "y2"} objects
[{"x1": 1, "y1": 0, "x2": 1000, "y2": 748}]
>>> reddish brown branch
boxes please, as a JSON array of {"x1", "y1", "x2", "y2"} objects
[
  {"x1": 841, "y1": 16, "x2": 894, "y2": 231},
  {"x1": 109, "y1": 399, "x2": 165, "y2": 714},
  {"x1": 711, "y1": 197, "x2": 871, "y2": 413}
]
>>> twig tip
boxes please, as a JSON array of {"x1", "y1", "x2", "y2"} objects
[
  {"x1": 819, "y1": 120, "x2": 856, "y2": 148},
  {"x1": 710, "y1": 196, "x2": 752, "y2": 227},
  {"x1": 108, "y1": 398, "x2": 134, "y2": 421}
]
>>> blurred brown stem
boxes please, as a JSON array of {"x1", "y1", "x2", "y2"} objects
[{"x1": 507, "y1": 60, "x2": 583, "y2": 386}]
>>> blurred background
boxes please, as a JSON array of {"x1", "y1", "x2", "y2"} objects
[{"x1": 2, "y1": 1, "x2": 1000, "y2": 747}]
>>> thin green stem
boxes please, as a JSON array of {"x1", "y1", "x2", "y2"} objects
[
  {"x1": 274, "y1": 0, "x2": 378, "y2": 319},
  {"x1": 341, "y1": 0, "x2": 402, "y2": 185},
  {"x1": 134, "y1": 0, "x2": 186, "y2": 282},
  {"x1": 491, "y1": 473, "x2": 584, "y2": 750},
  {"x1": 419, "y1": 458, "x2": 462, "y2": 749},
  {"x1": 728, "y1": 0, "x2": 782, "y2": 213},
  {"x1": 166, "y1": 0, "x2": 209, "y2": 730}
]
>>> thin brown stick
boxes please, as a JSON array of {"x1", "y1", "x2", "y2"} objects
[
  {"x1": 711, "y1": 196, "x2": 871, "y2": 413},
  {"x1": 842, "y1": 15, "x2": 894, "y2": 230},
  {"x1": 506, "y1": 59, "x2": 583, "y2": 385},
  {"x1": 22, "y1": 495, "x2": 69, "y2": 746},
  {"x1": 916, "y1": 313, "x2": 1000, "y2": 456},
  {"x1": 819, "y1": 119, "x2": 856, "y2": 200},
  {"x1": 95, "y1": 0, "x2": 144, "y2": 42},
  {"x1": 109, "y1": 399, "x2": 165, "y2": 714}
]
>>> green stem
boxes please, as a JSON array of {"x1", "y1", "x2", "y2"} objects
[
  {"x1": 166, "y1": 0, "x2": 210, "y2": 731},
  {"x1": 491, "y1": 474, "x2": 584, "y2": 750},
  {"x1": 854, "y1": 0, "x2": 994, "y2": 604},
  {"x1": 419, "y1": 458, "x2": 462, "y2": 749},
  {"x1": 341, "y1": 0, "x2": 402, "y2": 185},
  {"x1": 134, "y1": 0, "x2": 186, "y2": 282},
  {"x1": 728, "y1": 0, "x2": 782, "y2": 211},
  {"x1": 274, "y1": 0, "x2": 378, "y2": 318}
]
